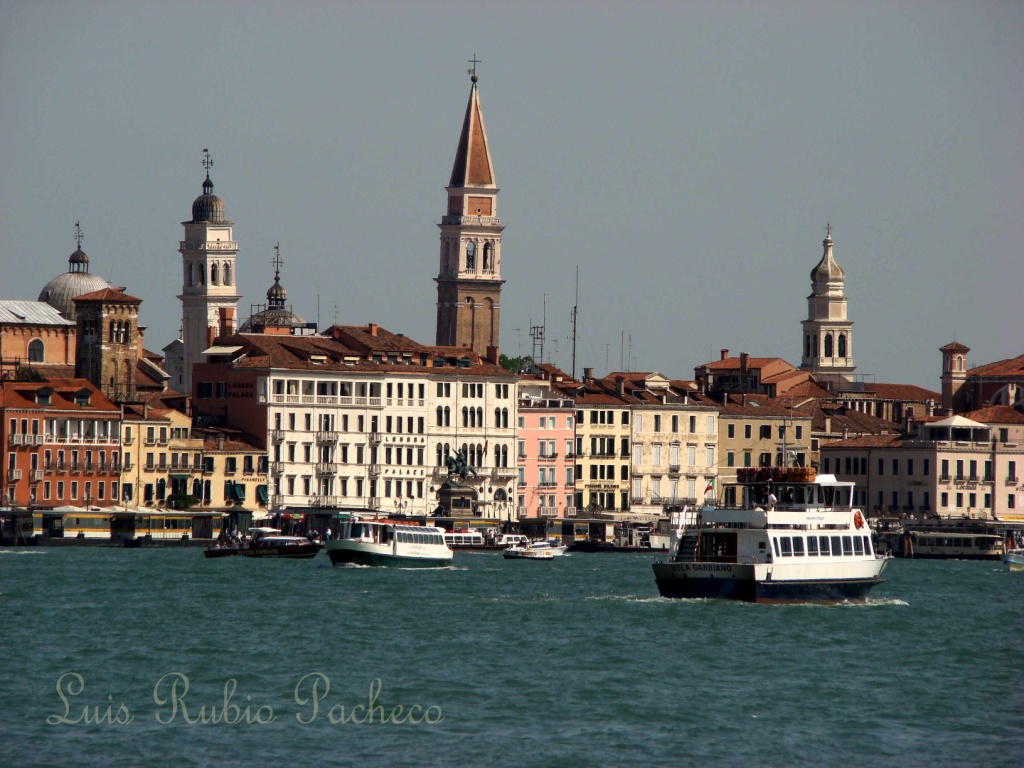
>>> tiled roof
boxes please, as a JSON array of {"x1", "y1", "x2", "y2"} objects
[
  {"x1": 449, "y1": 79, "x2": 495, "y2": 188},
  {"x1": 1, "y1": 378, "x2": 119, "y2": 413},
  {"x1": 862, "y1": 383, "x2": 940, "y2": 400},
  {"x1": 821, "y1": 434, "x2": 904, "y2": 449},
  {"x1": 961, "y1": 404, "x2": 1024, "y2": 425},
  {"x1": 940, "y1": 341, "x2": 970, "y2": 353},
  {"x1": 73, "y1": 287, "x2": 143, "y2": 304},
  {"x1": 966, "y1": 354, "x2": 1024, "y2": 378}
]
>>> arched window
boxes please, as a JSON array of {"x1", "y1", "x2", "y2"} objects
[
  {"x1": 28, "y1": 338, "x2": 44, "y2": 363},
  {"x1": 198, "y1": 265, "x2": 204, "y2": 286},
  {"x1": 436, "y1": 444, "x2": 443, "y2": 466},
  {"x1": 436, "y1": 406, "x2": 443, "y2": 426},
  {"x1": 224, "y1": 263, "x2": 232, "y2": 286},
  {"x1": 211, "y1": 263, "x2": 219, "y2": 285},
  {"x1": 502, "y1": 408, "x2": 509, "y2": 428},
  {"x1": 956, "y1": 355, "x2": 964, "y2": 372},
  {"x1": 466, "y1": 241, "x2": 476, "y2": 270},
  {"x1": 109, "y1": 321, "x2": 116, "y2": 342},
  {"x1": 804, "y1": 335, "x2": 810, "y2": 359},
  {"x1": 188, "y1": 263, "x2": 195, "y2": 287},
  {"x1": 824, "y1": 333, "x2": 833, "y2": 357},
  {"x1": 838, "y1": 334, "x2": 847, "y2": 357},
  {"x1": 501, "y1": 445, "x2": 508, "y2": 468},
  {"x1": 444, "y1": 406, "x2": 451, "y2": 427},
  {"x1": 813, "y1": 335, "x2": 818, "y2": 357},
  {"x1": 483, "y1": 242, "x2": 492, "y2": 271},
  {"x1": 495, "y1": 407, "x2": 501, "y2": 426},
  {"x1": 462, "y1": 407, "x2": 469, "y2": 428},
  {"x1": 443, "y1": 241, "x2": 450, "y2": 273},
  {"x1": 478, "y1": 407, "x2": 484, "y2": 426}
]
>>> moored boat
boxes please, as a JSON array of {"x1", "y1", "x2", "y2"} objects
[
  {"x1": 1001, "y1": 548, "x2": 1024, "y2": 572},
  {"x1": 203, "y1": 527, "x2": 322, "y2": 559},
  {"x1": 902, "y1": 530, "x2": 1004, "y2": 560},
  {"x1": 652, "y1": 473, "x2": 889, "y2": 603},
  {"x1": 325, "y1": 517, "x2": 453, "y2": 567}
]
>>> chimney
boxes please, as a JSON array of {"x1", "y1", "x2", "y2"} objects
[
  {"x1": 218, "y1": 307, "x2": 235, "y2": 338},
  {"x1": 583, "y1": 367, "x2": 594, "y2": 383},
  {"x1": 616, "y1": 376, "x2": 625, "y2": 396},
  {"x1": 485, "y1": 345, "x2": 499, "y2": 365},
  {"x1": 368, "y1": 323, "x2": 379, "y2": 337},
  {"x1": 824, "y1": 416, "x2": 832, "y2": 435},
  {"x1": 720, "y1": 348, "x2": 729, "y2": 361},
  {"x1": 143, "y1": 402, "x2": 149, "y2": 419},
  {"x1": 740, "y1": 352, "x2": 748, "y2": 377},
  {"x1": 217, "y1": 435, "x2": 224, "y2": 450}
]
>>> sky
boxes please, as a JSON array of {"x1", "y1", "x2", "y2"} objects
[{"x1": 2, "y1": 1, "x2": 1020, "y2": 391}]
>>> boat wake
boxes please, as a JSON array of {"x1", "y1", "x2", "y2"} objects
[{"x1": 0, "y1": 549, "x2": 49, "y2": 555}]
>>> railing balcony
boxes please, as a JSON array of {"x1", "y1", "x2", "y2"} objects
[
  {"x1": 224, "y1": 466, "x2": 236, "y2": 475},
  {"x1": 70, "y1": 462, "x2": 82, "y2": 473},
  {"x1": 440, "y1": 213, "x2": 502, "y2": 227},
  {"x1": 492, "y1": 467, "x2": 517, "y2": 480},
  {"x1": 368, "y1": 397, "x2": 382, "y2": 407},
  {"x1": 669, "y1": 464, "x2": 681, "y2": 473},
  {"x1": 516, "y1": 505, "x2": 529, "y2": 517},
  {"x1": 9, "y1": 434, "x2": 24, "y2": 446},
  {"x1": 939, "y1": 474, "x2": 951, "y2": 482},
  {"x1": 954, "y1": 474, "x2": 966, "y2": 482},
  {"x1": 179, "y1": 239, "x2": 239, "y2": 252},
  {"x1": 83, "y1": 462, "x2": 95, "y2": 473},
  {"x1": 319, "y1": 495, "x2": 341, "y2": 507},
  {"x1": 538, "y1": 506, "x2": 558, "y2": 517},
  {"x1": 271, "y1": 462, "x2": 285, "y2": 476},
  {"x1": 368, "y1": 464, "x2": 382, "y2": 477},
  {"x1": 1007, "y1": 476, "x2": 1019, "y2": 485},
  {"x1": 538, "y1": 453, "x2": 558, "y2": 462},
  {"x1": 144, "y1": 438, "x2": 156, "y2": 446},
  {"x1": 368, "y1": 496, "x2": 381, "y2": 510},
  {"x1": 30, "y1": 469, "x2": 44, "y2": 482},
  {"x1": 369, "y1": 432, "x2": 382, "y2": 445},
  {"x1": 968, "y1": 475, "x2": 980, "y2": 482},
  {"x1": 565, "y1": 507, "x2": 577, "y2": 517},
  {"x1": 271, "y1": 430, "x2": 285, "y2": 443},
  {"x1": 271, "y1": 494, "x2": 285, "y2": 508},
  {"x1": 316, "y1": 431, "x2": 339, "y2": 444},
  {"x1": 123, "y1": 436, "x2": 134, "y2": 445},
  {"x1": 56, "y1": 462, "x2": 67, "y2": 472},
  {"x1": 315, "y1": 463, "x2": 335, "y2": 476},
  {"x1": 538, "y1": 481, "x2": 558, "y2": 487},
  {"x1": 7, "y1": 468, "x2": 23, "y2": 481}
]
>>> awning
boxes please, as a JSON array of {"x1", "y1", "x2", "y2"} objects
[
  {"x1": 256, "y1": 485, "x2": 269, "y2": 503},
  {"x1": 232, "y1": 484, "x2": 246, "y2": 501}
]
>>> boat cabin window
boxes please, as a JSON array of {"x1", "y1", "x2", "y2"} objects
[
  {"x1": 773, "y1": 538, "x2": 780, "y2": 557},
  {"x1": 819, "y1": 536, "x2": 830, "y2": 556},
  {"x1": 831, "y1": 536, "x2": 842, "y2": 556},
  {"x1": 862, "y1": 536, "x2": 873, "y2": 556},
  {"x1": 780, "y1": 537, "x2": 793, "y2": 557},
  {"x1": 807, "y1": 537, "x2": 819, "y2": 556},
  {"x1": 842, "y1": 536, "x2": 853, "y2": 556},
  {"x1": 792, "y1": 537, "x2": 805, "y2": 556},
  {"x1": 853, "y1": 537, "x2": 864, "y2": 556}
]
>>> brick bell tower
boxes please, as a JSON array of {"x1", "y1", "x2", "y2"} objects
[{"x1": 435, "y1": 60, "x2": 505, "y2": 355}]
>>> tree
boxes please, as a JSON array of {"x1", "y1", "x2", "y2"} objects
[{"x1": 498, "y1": 354, "x2": 535, "y2": 374}]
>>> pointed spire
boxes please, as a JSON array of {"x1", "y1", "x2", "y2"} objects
[
  {"x1": 811, "y1": 222, "x2": 845, "y2": 287},
  {"x1": 267, "y1": 243, "x2": 287, "y2": 306},
  {"x1": 449, "y1": 61, "x2": 495, "y2": 188}
]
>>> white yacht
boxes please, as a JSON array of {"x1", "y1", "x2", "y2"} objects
[{"x1": 653, "y1": 473, "x2": 890, "y2": 603}]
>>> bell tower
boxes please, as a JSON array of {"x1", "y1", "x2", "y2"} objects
[
  {"x1": 800, "y1": 225, "x2": 854, "y2": 382},
  {"x1": 178, "y1": 149, "x2": 240, "y2": 391},
  {"x1": 435, "y1": 60, "x2": 505, "y2": 355}
]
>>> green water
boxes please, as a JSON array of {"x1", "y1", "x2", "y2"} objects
[{"x1": 1, "y1": 548, "x2": 1021, "y2": 767}]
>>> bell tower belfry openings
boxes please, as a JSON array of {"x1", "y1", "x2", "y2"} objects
[
  {"x1": 435, "y1": 59, "x2": 505, "y2": 355},
  {"x1": 800, "y1": 224, "x2": 854, "y2": 384},
  {"x1": 178, "y1": 149, "x2": 240, "y2": 391}
]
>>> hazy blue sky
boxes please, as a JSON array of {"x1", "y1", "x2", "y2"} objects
[{"x1": 2, "y1": 2, "x2": 1020, "y2": 390}]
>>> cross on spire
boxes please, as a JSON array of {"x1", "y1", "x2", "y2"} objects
[
  {"x1": 272, "y1": 242, "x2": 284, "y2": 279},
  {"x1": 74, "y1": 220, "x2": 84, "y2": 249},
  {"x1": 202, "y1": 148, "x2": 214, "y2": 176},
  {"x1": 467, "y1": 54, "x2": 481, "y2": 80},
  {"x1": 825, "y1": 222, "x2": 833, "y2": 238}
]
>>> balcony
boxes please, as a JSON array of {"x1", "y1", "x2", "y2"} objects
[
  {"x1": 179, "y1": 239, "x2": 238, "y2": 252},
  {"x1": 123, "y1": 435, "x2": 134, "y2": 446},
  {"x1": 368, "y1": 464, "x2": 382, "y2": 477},
  {"x1": 369, "y1": 432, "x2": 382, "y2": 446},
  {"x1": 315, "y1": 463, "x2": 335, "y2": 476},
  {"x1": 83, "y1": 462, "x2": 95, "y2": 474},
  {"x1": 1007, "y1": 476, "x2": 1019, "y2": 485},
  {"x1": 538, "y1": 453, "x2": 558, "y2": 462},
  {"x1": 565, "y1": 507, "x2": 577, "y2": 517},
  {"x1": 538, "y1": 506, "x2": 558, "y2": 517},
  {"x1": 492, "y1": 467, "x2": 517, "y2": 481},
  {"x1": 271, "y1": 462, "x2": 284, "y2": 476},
  {"x1": 271, "y1": 430, "x2": 285, "y2": 444},
  {"x1": 9, "y1": 434, "x2": 24, "y2": 446},
  {"x1": 517, "y1": 505, "x2": 529, "y2": 517},
  {"x1": 968, "y1": 475, "x2": 980, "y2": 482},
  {"x1": 271, "y1": 494, "x2": 285, "y2": 508},
  {"x1": 30, "y1": 469, "x2": 44, "y2": 483},
  {"x1": 7, "y1": 468, "x2": 23, "y2": 481},
  {"x1": 368, "y1": 496, "x2": 382, "y2": 510},
  {"x1": 669, "y1": 464, "x2": 681, "y2": 473},
  {"x1": 316, "y1": 431, "x2": 339, "y2": 444},
  {"x1": 939, "y1": 474, "x2": 951, "y2": 482},
  {"x1": 70, "y1": 462, "x2": 82, "y2": 474}
]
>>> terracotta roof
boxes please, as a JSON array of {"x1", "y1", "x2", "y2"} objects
[
  {"x1": 860, "y1": 383, "x2": 940, "y2": 401},
  {"x1": 323, "y1": 324, "x2": 427, "y2": 355},
  {"x1": 699, "y1": 356, "x2": 795, "y2": 373},
  {"x1": 794, "y1": 400, "x2": 899, "y2": 435},
  {"x1": 73, "y1": 287, "x2": 143, "y2": 304},
  {"x1": 965, "y1": 354, "x2": 1024, "y2": 379},
  {"x1": 960, "y1": 405, "x2": 1024, "y2": 425},
  {"x1": 822, "y1": 434, "x2": 904, "y2": 449},
  {"x1": 782, "y1": 379, "x2": 832, "y2": 398},
  {"x1": 940, "y1": 341, "x2": 970, "y2": 353},
  {"x1": 1, "y1": 378, "x2": 119, "y2": 413}
]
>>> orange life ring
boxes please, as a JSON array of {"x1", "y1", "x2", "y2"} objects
[{"x1": 854, "y1": 511, "x2": 864, "y2": 530}]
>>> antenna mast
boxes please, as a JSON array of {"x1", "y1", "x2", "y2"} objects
[{"x1": 570, "y1": 266, "x2": 579, "y2": 380}]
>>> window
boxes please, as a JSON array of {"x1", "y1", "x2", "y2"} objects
[
  {"x1": 27, "y1": 338, "x2": 44, "y2": 363},
  {"x1": 744, "y1": 425, "x2": 752, "y2": 439},
  {"x1": 727, "y1": 424, "x2": 735, "y2": 439}
]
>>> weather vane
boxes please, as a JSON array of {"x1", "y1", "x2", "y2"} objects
[
  {"x1": 74, "y1": 220, "x2": 84, "y2": 249},
  {"x1": 467, "y1": 54, "x2": 481, "y2": 79},
  {"x1": 272, "y1": 243, "x2": 284, "y2": 278},
  {"x1": 202, "y1": 148, "x2": 214, "y2": 175}
]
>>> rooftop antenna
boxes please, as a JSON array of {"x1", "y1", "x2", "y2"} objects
[
  {"x1": 570, "y1": 266, "x2": 579, "y2": 380},
  {"x1": 512, "y1": 327, "x2": 521, "y2": 358},
  {"x1": 333, "y1": 303, "x2": 340, "y2": 326}
]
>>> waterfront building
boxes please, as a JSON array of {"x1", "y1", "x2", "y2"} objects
[
  {"x1": 516, "y1": 373, "x2": 576, "y2": 518},
  {"x1": 1, "y1": 379, "x2": 121, "y2": 509},
  {"x1": 434, "y1": 70, "x2": 505, "y2": 356},
  {"x1": 190, "y1": 328, "x2": 518, "y2": 519},
  {"x1": 177, "y1": 151, "x2": 240, "y2": 392},
  {"x1": 610, "y1": 372, "x2": 719, "y2": 519},
  {"x1": 695, "y1": 350, "x2": 811, "y2": 398},
  {"x1": 799, "y1": 226, "x2": 854, "y2": 384},
  {"x1": 821, "y1": 411, "x2": 1024, "y2": 521},
  {"x1": 192, "y1": 426, "x2": 269, "y2": 514}
]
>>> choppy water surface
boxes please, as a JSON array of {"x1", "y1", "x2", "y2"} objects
[{"x1": 1, "y1": 548, "x2": 1021, "y2": 767}]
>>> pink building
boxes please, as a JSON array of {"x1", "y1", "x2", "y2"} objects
[{"x1": 516, "y1": 377, "x2": 576, "y2": 519}]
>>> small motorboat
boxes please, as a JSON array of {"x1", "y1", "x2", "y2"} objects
[
  {"x1": 1002, "y1": 548, "x2": 1024, "y2": 572},
  {"x1": 204, "y1": 528, "x2": 322, "y2": 559},
  {"x1": 503, "y1": 544, "x2": 555, "y2": 560}
]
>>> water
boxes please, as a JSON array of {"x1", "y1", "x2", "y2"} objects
[{"x1": 1, "y1": 548, "x2": 1022, "y2": 767}]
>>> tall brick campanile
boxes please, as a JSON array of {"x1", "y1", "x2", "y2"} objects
[{"x1": 435, "y1": 68, "x2": 505, "y2": 355}]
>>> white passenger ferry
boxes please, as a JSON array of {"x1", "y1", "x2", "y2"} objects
[
  {"x1": 652, "y1": 473, "x2": 890, "y2": 603},
  {"x1": 325, "y1": 517, "x2": 453, "y2": 568}
]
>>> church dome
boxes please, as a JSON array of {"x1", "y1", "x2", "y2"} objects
[
  {"x1": 810, "y1": 233, "x2": 845, "y2": 284},
  {"x1": 191, "y1": 175, "x2": 226, "y2": 223},
  {"x1": 267, "y1": 276, "x2": 287, "y2": 303},
  {"x1": 38, "y1": 245, "x2": 111, "y2": 321}
]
